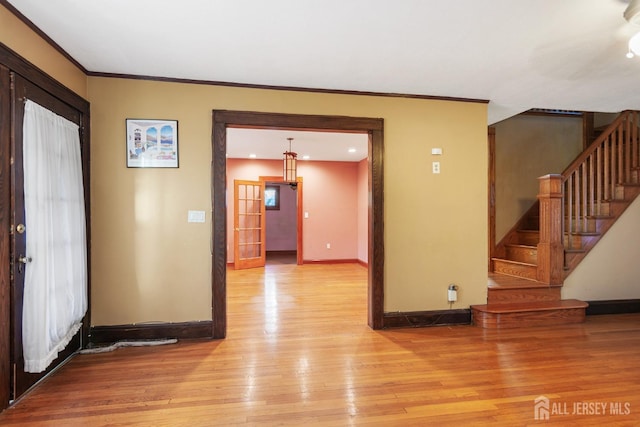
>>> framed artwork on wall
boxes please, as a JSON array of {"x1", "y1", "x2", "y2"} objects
[{"x1": 126, "y1": 118, "x2": 179, "y2": 168}]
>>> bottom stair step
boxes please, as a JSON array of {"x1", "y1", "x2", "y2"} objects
[{"x1": 471, "y1": 299, "x2": 588, "y2": 329}]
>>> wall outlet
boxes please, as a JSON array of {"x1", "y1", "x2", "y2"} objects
[
  {"x1": 326, "y1": 243, "x2": 331, "y2": 249},
  {"x1": 447, "y1": 284, "x2": 457, "y2": 302},
  {"x1": 432, "y1": 161, "x2": 440, "y2": 174}
]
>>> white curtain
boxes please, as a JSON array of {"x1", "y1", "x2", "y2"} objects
[{"x1": 22, "y1": 100, "x2": 87, "y2": 373}]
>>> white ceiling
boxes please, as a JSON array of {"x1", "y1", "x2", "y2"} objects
[
  {"x1": 227, "y1": 128, "x2": 368, "y2": 162},
  {"x1": 6, "y1": 0, "x2": 640, "y2": 158}
]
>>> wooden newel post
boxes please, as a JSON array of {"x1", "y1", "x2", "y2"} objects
[{"x1": 537, "y1": 174, "x2": 564, "y2": 286}]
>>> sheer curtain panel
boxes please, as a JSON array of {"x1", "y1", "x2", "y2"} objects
[{"x1": 22, "y1": 100, "x2": 87, "y2": 373}]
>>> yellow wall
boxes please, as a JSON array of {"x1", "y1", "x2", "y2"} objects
[
  {"x1": 88, "y1": 77, "x2": 488, "y2": 325},
  {"x1": 493, "y1": 114, "x2": 583, "y2": 241},
  {"x1": 0, "y1": 5, "x2": 87, "y2": 98}
]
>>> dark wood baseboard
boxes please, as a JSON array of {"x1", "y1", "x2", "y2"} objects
[
  {"x1": 585, "y1": 299, "x2": 640, "y2": 316},
  {"x1": 266, "y1": 250, "x2": 296, "y2": 256},
  {"x1": 90, "y1": 321, "x2": 214, "y2": 345},
  {"x1": 383, "y1": 309, "x2": 471, "y2": 328},
  {"x1": 357, "y1": 260, "x2": 368, "y2": 268},
  {"x1": 87, "y1": 300, "x2": 639, "y2": 344}
]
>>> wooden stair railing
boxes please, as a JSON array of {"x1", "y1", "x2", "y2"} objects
[
  {"x1": 475, "y1": 111, "x2": 640, "y2": 328},
  {"x1": 560, "y1": 110, "x2": 640, "y2": 275},
  {"x1": 536, "y1": 174, "x2": 563, "y2": 285},
  {"x1": 492, "y1": 110, "x2": 640, "y2": 285}
]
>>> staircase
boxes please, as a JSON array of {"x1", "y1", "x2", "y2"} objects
[{"x1": 473, "y1": 111, "x2": 640, "y2": 328}]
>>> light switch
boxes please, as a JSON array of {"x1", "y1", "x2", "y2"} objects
[
  {"x1": 431, "y1": 148, "x2": 443, "y2": 155},
  {"x1": 304, "y1": 211, "x2": 309, "y2": 218},
  {"x1": 188, "y1": 210, "x2": 206, "y2": 223}
]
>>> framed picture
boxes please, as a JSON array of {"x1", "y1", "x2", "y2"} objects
[{"x1": 126, "y1": 119, "x2": 179, "y2": 168}]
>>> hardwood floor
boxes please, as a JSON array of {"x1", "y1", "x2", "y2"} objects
[{"x1": 1, "y1": 263, "x2": 640, "y2": 425}]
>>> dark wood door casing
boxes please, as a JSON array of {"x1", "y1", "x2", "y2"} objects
[
  {"x1": 0, "y1": 41, "x2": 90, "y2": 410},
  {"x1": 212, "y1": 110, "x2": 384, "y2": 338},
  {"x1": 10, "y1": 75, "x2": 88, "y2": 399},
  {"x1": 0, "y1": 63, "x2": 11, "y2": 413}
]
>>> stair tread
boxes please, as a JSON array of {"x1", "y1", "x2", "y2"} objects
[
  {"x1": 488, "y1": 273, "x2": 549, "y2": 289},
  {"x1": 564, "y1": 248, "x2": 586, "y2": 254},
  {"x1": 504, "y1": 243, "x2": 536, "y2": 249},
  {"x1": 492, "y1": 258, "x2": 536, "y2": 267},
  {"x1": 471, "y1": 299, "x2": 588, "y2": 314}
]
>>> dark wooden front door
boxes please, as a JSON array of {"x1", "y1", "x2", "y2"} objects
[{"x1": 9, "y1": 75, "x2": 85, "y2": 400}]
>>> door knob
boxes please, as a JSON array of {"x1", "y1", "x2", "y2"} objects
[
  {"x1": 18, "y1": 255, "x2": 32, "y2": 264},
  {"x1": 17, "y1": 255, "x2": 31, "y2": 274}
]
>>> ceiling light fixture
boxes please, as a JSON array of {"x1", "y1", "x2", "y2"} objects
[
  {"x1": 283, "y1": 137, "x2": 297, "y2": 185},
  {"x1": 625, "y1": 0, "x2": 640, "y2": 25},
  {"x1": 625, "y1": 0, "x2": 640, "y2": 58},
  {"x1": 628, "y1": 32, "x2": 640, "y2": 58}
]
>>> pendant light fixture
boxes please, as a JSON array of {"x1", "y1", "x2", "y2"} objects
[{"x1": 283, "y1": 137, "x2": 297, "y2": 184}]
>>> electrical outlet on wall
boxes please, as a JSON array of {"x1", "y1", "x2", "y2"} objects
[{"x1": 432, "y1": 161, "x2": 441, "y2": 174}]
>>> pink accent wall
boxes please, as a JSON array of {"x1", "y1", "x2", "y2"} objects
[
  {"x1": 226, "y1": 158, "x2": 362, "y2": 263},
  {"x1": 300, "y1": 161, "x2": 358, "y2": 261}
]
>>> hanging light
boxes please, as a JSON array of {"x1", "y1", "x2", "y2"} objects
[{"x1": 283, "y1": 137, "x2": 297, "y2": 184}]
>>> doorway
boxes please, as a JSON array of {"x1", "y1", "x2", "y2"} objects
[
  {"x1": 261, "y1": 177, "x2": 303, "y2": 266},
  {"x1": 211, "y1": 111, "x2": 384, "y2": 338}
]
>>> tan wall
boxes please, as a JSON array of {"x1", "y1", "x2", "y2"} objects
[
  {"x1": 0, "y1": 5, "x2": 87, "y2": 98},
  {"x1": 493, "y1": 114, "x2": 583, "y2": 241},
  {"x1": 564, "y1": 197, "x2": 640, "y2": 301},
  {"x1": 594, "y1": 112, "x2": 618, "y2": 128},
  {"x1": 88, "y1": 77, "x2": 488, "y2": 324}
]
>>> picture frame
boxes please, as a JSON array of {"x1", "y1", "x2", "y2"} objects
[{"x1": 126, "y1": 118, "x2": 179, "y2": 168}]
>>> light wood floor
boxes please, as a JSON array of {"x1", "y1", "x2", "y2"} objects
[{"x1": 1, "y1": 263, "x2": 640, "y2": 426}]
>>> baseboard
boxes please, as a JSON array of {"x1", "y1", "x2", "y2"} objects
[
  {"x1": 383, "y1": 309, "x2": 471, "y2": 328},
  {"x1": 303, "y1": 258, "x2": 360, "y2": 264},
  {"x1": 90, "y1": 321, "x2": 214, "y2": 344},
  {"x1": 585, "y1": 299, "x2": 640, "y2": 316},
  {"x1": 266, "y1": 250, "x2": 296, "y2": 255},
  {"x1": 227, "y1": 256, "x2": 364, "y2": 266}
]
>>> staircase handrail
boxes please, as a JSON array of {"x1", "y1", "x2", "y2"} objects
[
  {"x1": 561, "y1": 111, "x2": 630, "y2": 178},
  {"x1": 559, "y1": 110, "x2": 639, "y2": 252}
]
